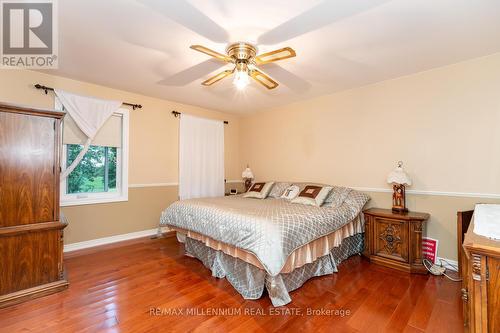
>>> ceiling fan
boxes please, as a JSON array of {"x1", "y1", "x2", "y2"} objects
[{"x1": 190, "y1": 43, "x2": 296, "y2": 90}]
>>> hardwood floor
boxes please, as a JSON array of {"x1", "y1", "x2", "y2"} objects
[{"x1": 0, "y1": 236, "x2": 464, "y2": 332}]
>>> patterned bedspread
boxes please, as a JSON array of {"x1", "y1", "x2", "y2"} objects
[{"x1": 160, "y1": 191, "x2": 369, "y2": 276}]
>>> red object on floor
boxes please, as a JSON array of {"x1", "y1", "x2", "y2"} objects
[{"x1": 422, "y1": 237, "x2": 438, "y2": 264}]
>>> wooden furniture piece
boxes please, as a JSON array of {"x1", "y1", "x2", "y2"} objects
[
  {"x1": 459, "y1": 210, "x2": 474, "y2": 332},
  {"x1": 458, "y1": 210, "x2": 474, "y2": 279},
  {"x1": 363, "y1": 208, "x2": 430, "y2": 274},
  {"x1": 461, "y1": 211, "x2": 500, "y2": 332},
  {"x1": 0, "y1": 102, "x2": 68, "y2": 308}
]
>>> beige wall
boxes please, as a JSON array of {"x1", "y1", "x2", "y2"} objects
[
  {"x1": 240, "y1": 53, "x2": 500, "y2": 261},
  {"x1": 0, "y1": 69, "x2": 242, "y2": 244},
  {"x1": 3, "y1": 53, "x2": 499, "y2": 258}
]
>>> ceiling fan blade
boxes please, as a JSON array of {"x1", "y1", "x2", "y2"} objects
[
  {"x1": 254, "y1": 47, "x2": 296, "y2": 65},
  {"x1": 138, "y1": 0, "x2": 229, "y2": 43},
  {"x1": 257, "y1": 0, "x2": 390, "y2": 45},
  {"x1": 191, "y1": 45, "x2": 232, "y2": 62},
  {"x1": 264, "y1": 64, "x2": 311, "y2": 92},
  {"x1": 250, "y1": 69, "x2": 279, "y2": 89},
  {"x1": 202, "y1": 70, "x2": 234, "y2": 86},
  {"x1": 158, "y1": 59, "x2": 225, "y2": 86}
]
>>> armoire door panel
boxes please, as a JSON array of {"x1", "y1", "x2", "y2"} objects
[
  {"x1": 0, "y1": 229, "x2": 61, "y2": 295},
  {"x1": 0, "y1": 112, "x2": 56, "y2": 227}
]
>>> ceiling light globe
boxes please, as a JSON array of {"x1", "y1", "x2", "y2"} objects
[{"x1": 233, "y1": 70, "x2": 249, "y2": 90}]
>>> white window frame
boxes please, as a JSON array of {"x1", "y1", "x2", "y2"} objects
[{"x1": 56, "y1": 99, "x2": 129, "y2": 206}]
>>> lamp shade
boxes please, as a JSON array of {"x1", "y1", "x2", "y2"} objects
[
  {"x1": 242, "y1": 167, "x2": 254, "y2": 179},
  {"x1": 387, "y1": 162, "x2": 412, "y2": 186}
]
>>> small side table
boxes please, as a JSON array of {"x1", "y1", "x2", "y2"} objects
[{"x1": 363, "y1": 208, "x2": 430, "y2": 274}]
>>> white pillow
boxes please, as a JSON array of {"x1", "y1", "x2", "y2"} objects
[
  {"x1": 243, "y1": 182, "x2": 275, "y2": 199},
  {"x1": 291, "y1": 185, "x2": 332, "y2": 207},
  {"x1": 280, "y1": 185, "x2": 300, "y2": 200},
  {"x1": 268, "y1": 182, "x2": 291, "y2": 198}
]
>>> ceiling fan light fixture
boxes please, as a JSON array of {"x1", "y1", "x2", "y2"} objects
[
  {"x1": 190, "y1": 42, "x2": 296, "y2": 90},
  {"x1": 233, "y1": 61, "x2": 249, "y2": 90}
]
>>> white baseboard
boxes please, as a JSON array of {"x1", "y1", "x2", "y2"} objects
[
  {"x1": 436, "y1": 257, "x2": 458, "y2": 271},
  {"x1": 352, "y1": 186, "x2": 500, "y2": 199},
  {"x1": 64, "y1": 228, "x2": 158, "y2": 253}
]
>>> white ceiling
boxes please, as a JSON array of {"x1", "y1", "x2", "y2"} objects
[{"x1": 48, "y1": 0, "x2": 500, "y2": 113}]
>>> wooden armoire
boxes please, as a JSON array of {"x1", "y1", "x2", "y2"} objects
[
  {"x1": 459, "y1": 210, "x2": 500, "y2": 332},
  {"x1": 0, "y1": 102, "x2": 68, "y2": 308}
]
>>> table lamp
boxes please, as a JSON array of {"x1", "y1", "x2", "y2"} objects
[
  {"x1": 387, "y1": 161, "x2": 412, "y2": 213},
  {"x1": 242, "y1": 165, "x2": 254, "y2": 192}
]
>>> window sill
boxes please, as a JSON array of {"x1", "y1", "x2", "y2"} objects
[{"x1": 60, "y1": 195, "x2": 128, "y2": 207}]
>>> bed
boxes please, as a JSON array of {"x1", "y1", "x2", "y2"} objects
[{"x1": 159, "y1": 185, "x2": 370, "y2": 306}]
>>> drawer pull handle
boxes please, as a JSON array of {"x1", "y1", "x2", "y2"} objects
[{"x1": 461, "y1": 288, "x2": 468, "y2": 302}]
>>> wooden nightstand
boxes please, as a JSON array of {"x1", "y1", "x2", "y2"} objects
[{"x1": 363, "y1": 208, "x2": 430, "y2": 274}]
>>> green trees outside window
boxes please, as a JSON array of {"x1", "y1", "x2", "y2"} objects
[{"x1": 66, "y1": 144, "x2": 117, "y2": 194}]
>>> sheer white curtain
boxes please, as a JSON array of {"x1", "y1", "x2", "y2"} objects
[
  {"x1": 179, "y1": 114, "x2": 224, "y2": 200},
  {"x1": 55, "y1": 89, "x2": 122, "y2": 179}
]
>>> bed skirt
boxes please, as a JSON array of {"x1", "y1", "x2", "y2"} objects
[{"x1": 183, "y1": 233, "x2": 364, "y2": 306}]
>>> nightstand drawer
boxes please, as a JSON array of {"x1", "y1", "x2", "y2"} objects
[{"x1": 373, "y1": 218, "x2": 408, "y2": 263}]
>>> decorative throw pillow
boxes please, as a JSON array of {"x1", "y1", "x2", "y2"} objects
[
  {"x1": 243, "y1": 182, "x2": 275, "y2": 199},
  {"x1": 323, "y1": 186, "x2": 353, "y2": 208},
  {"x1": 268, "y1": 182, "x2": 291, "y2": 198},
  {"x1": 280, "y1": 185, "x2": 300, "y2": 200},
  {"x1": 292, "y1": 182, "x2": 328, "y2": 193},
  {"x1": 291, "y1": 185, "x2": 333, "y2": 207}
]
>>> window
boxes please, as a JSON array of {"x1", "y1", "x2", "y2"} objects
[
  {"x1": 58, "y1": 102, "x2": 129, "y2": 206},
  {"x1": 66, "y1": 145, "x2": 118, "y2": 194}
]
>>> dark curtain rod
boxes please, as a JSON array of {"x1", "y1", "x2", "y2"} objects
[
  {"x1": 172, "y1": 110, "x2": 228, "y2": 124},
  {"x1": 34, "y1": 84, "x2": 143, "y2": 110}
]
